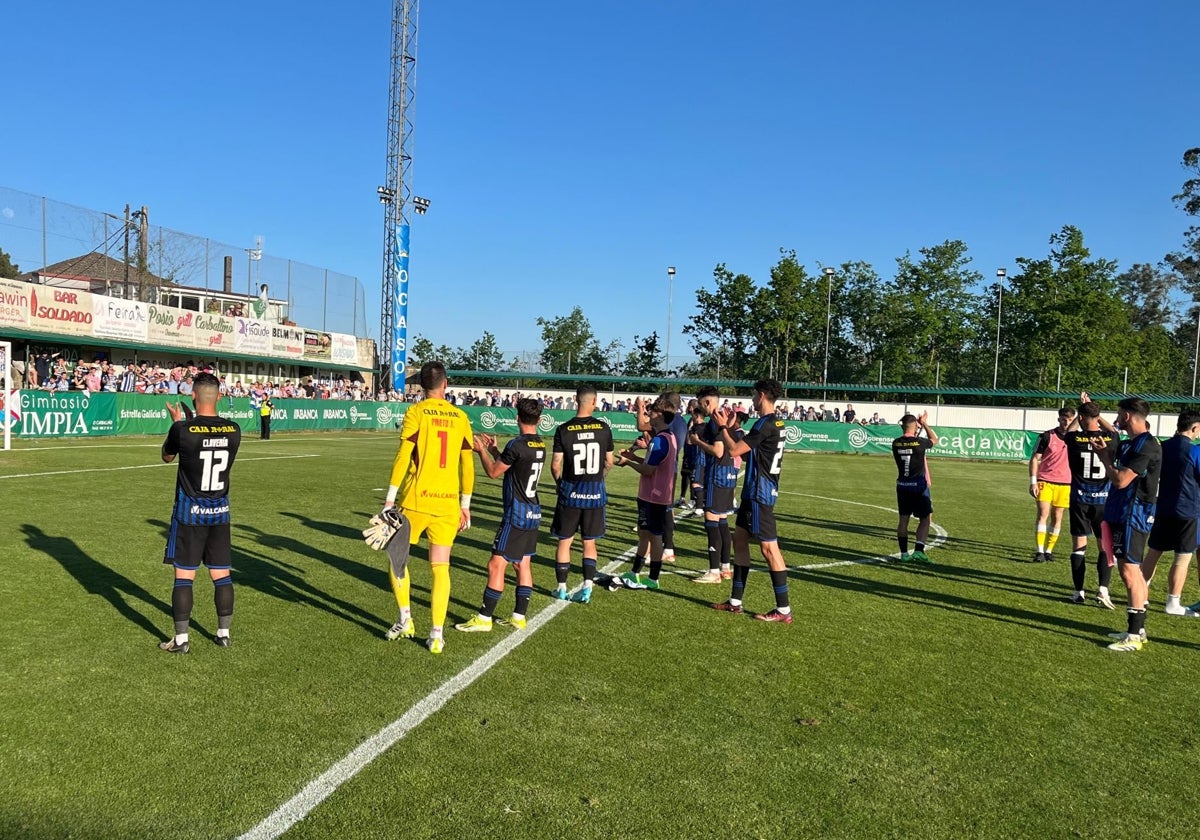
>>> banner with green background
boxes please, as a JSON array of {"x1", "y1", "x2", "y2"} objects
[{"x1": 14, "y1": 392, "x2": 1040, "y2": 462}]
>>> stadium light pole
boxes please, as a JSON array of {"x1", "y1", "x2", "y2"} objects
[
  {"x1": 823, "y1": 266, "x2": 834, "y2": 400},
  {"x1": 665, "y1": 266, "x2": 676, "y2": 374},
  {"x1": 993, "y1": 268, "x2": 1006, "y2": 389}
]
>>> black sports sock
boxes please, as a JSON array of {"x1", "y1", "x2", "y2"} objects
[
  {"x1": 1128, "y1": 608, "x2": 1147, "y2": 635},
  {"x1": 731, "y1": 564, "x2": 749, "y2": 601},
  {"x1": 898, "y1": 536, "x2": 909, "y2": 555},
  {"x1": 1098, "y1": 555, "x2": 1113, "y2": 588},
  {"x1": 554, "y1": 562, "x2": 570, "y2": 586},
  {"x1": 582, "y1": 557, "x2": 597, "y2": 583},
  {"x1": 649, "y1": 560, "x2": 663, "y2": 582},
  {"x1": 915, "y1": 542, "x2": 926, "y2": 553},
  {"x1": 172, "y1": 579, "x2": 194, "y2": 635},
  {"x1": 719, "y1": 520, "x2": 732, "y2": 565},
  {"x1": 480, "y1": 586, "x2": 502, "y2": 618},
  {"x1": 631, "y1": 555, "x2": 647, "y2": 575},
  {"x1": 705, "y1": 521, "x2": 722, "y2": 571},
  {"x1": 663, "y1": 515, "x2": 676, "y2": 552},
  {"x1": 514, "y1": 585, "x2": 532, "y2": 616},
  {"x1": 769, "y1": 569, "x2": 790, "y2": 610},
  {"x1": 1070, "y1": 552, "x2": 1087, "y2": 591},
  {"x1": 214, "y1": 576, "x2": 234, "y2": 630}
]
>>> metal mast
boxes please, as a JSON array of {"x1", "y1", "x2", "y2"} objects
[{"x1": 379, "y1": 0, "x2": 419, "y2": 389}]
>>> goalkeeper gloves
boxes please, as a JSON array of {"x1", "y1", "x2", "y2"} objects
[{"x1": 363, "y1": 507, "x2": 404, "y2": 550}]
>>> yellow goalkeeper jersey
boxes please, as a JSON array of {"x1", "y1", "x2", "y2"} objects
[{"x1": 388, "y1": 398, "x2": 475, "y2": 516}]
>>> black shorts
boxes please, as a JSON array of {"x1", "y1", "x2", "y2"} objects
[
  {"x1": 1106, "y1": 519, "x2": 1149, "y2": 565},
  {"x1": 735, "y1": 498, "x2": 778, "y2": 542},
  {"x1": 550, "y1": 504, "x2": 606, "y2": 541},
  {"x1": 492, "y1": 523, "x2": 538, "y2": 563},
  {"x1": 1069, "y1": 501, "x2": 1105, "y2": 538},
  {"x1": 705, "y1": 484, "x2": 737, "y2": 515},
  {"x1": 164, "y1": 520, "x2": 232, "y2": 570},
  {"x1": 637, "y1": 499, "x2": 669, "y2": 536},
  {"x1": 1147, "y1": 515, "x2": 1198, "y2": 554},
  {"x1": 897, "y1": 488, "x2": 933, "y2": 519}
]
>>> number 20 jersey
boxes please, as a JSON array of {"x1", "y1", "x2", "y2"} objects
[
  {"x1": 163, "y1": 417, "x2": 241, "y2": 524},
  {"x1": 553, "y1": 417, "x2": 614, "y2": 509}
]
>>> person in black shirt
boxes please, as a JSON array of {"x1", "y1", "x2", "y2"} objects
[
  {"x1": 691, "y1": 385, "x2": 737, "y2": 584},
  {"x1": 159, "y1": 372, "x2": 242, "y2": 653},
  {"x1": 891, "y1": 412, "x2": 940, "y2": 563},
  {"x1": 457, "y1": 398, "x2": 545, "y2": 632},
  {"x1": 549, "y1": 385, "x2": 614, "y2": 604},
  {"x1": 711, "y1": 379, "x2": 792, "y2": 623},
  {"x1": 1095, "y1": 397, "x2": 1162, "y2": 652},
  {"x1": 1064, "y1": 399, "x2": 1118, "y2": 607}
]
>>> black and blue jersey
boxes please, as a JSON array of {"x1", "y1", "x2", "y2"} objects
[
  {"x1": 500, "y1": 434, "x2": 546, "y2": 528},
  {"x1": 163, "y1": 416, "x2": 241, "y2": 525},
  {"x1": 741, "y1": 414, "x2": 783, "y2": 506},
  {"x1": 552, "y1": 416, "x2": 613, "y2": 509}
]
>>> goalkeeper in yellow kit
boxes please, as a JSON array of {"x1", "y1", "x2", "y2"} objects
[{"x1": 382, "y1": 361, "x2": 474, "y2": 654}]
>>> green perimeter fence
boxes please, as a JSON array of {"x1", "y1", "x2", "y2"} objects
[{"x1": 8, "y1": 391, "x2": 1038, "y2": 462}]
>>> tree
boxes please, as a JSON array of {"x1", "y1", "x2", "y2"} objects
[
  {"x1": 409, "y1": 335, "x2": 436, "y2": 366},
  {"x1": 683, "y1": 264, "x2": 759, "y2": 379},
  {"x1": 0, "y1": 246, "x2": 19, "y2": 279},
  {"x1": 1166, "y1": 148, "x2": 1200, "y2": 393},
  {"x1": 1117, "y1": 263, "x2": 1176, "y2": 331},
  {"x1": 998, "y1": 226, "x2": 1129, "y2": 392},
  {"x1": 623, "y1": 332, "x2": 665, "y2": 379},
  {"x1": 536, "y1": 307, "x2": 609, "y2": 375},
  {"x1": 461, "y1": 331, "x2": 506, "y2": 371}
]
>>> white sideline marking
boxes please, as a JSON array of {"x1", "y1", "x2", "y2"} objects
[
  {"x1": 237, "y1": 545, "x2": 638, "y2": 840},
  {"x1": 0, "y1": 454, "x2": 319, "y2": 480},
  {"x1": 239, "y1": 496, "x2": 953, "y2": 839}
]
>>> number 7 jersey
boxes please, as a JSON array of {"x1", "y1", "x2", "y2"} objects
[{"x1": 163, "y1": 416, "x2": 241, "y2": 524}]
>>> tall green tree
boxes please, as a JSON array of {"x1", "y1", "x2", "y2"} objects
[
  {"x1": 998, "y1": 226, "x2": 1129, "y2": 392},
  {"x1": 537, "y1": 307, "x2": 608, "y2": 375},
  {"x1": 623, "y1": 332, "x2": 665, "y2": 379},
  {"x1": 1118, "y1": 263, "x2": 1176, "y2": 330},
  {"x1": 0, "y1": 246, "x2": 19, "y2": 279},
  {"x1": 683, "y1": 264, "x2": 759, "y2": 379}
]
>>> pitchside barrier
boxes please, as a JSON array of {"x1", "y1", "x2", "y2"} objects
[{"x1": 9, "y1": 391, "x2": 1042, "y2": 462}]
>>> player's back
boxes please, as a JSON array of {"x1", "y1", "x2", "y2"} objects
[
  {"x1": 554, "y1": 416, "x2": 612, "y2": 507},
  {"x1": 502, "y1": 433, "x2": 546, "y2": 527},
  {"x1": 398, "y1": 398, "x2": 473, "y2": 516},
  {"x1": 166, "y1": 415, "x2": 241, "y2": 524}
]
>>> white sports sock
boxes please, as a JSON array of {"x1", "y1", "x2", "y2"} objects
[
  {"x1": 1167, "y1": 594, "x2": 1182, "y2": 608},
  {"x1": 777, "y1": 606, "x2": 792, "y2": 615},
  {"x1": 216, "y1": 629, "x2": 230, "y2": 638},
  {"x1": 175, "y1": 633, "x2": 189, "y2": 644}
]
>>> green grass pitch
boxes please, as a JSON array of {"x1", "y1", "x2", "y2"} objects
[{"x1": 3, "y1": 431, "x2": 1200, "y2": 839}]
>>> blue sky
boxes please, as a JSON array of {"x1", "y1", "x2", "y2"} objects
[{"x1": 3, "y1": 1, "x2": 1197, "y2": 365}]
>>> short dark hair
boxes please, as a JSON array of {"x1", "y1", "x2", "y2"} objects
[
  {"x1": 576, "y1": 384, "x2": 597, "y2": 402},
  {"x1": 1058, "y1": 407, "x2": 1077, "y2": 419},
  {"x1": 753, "y1": 379, "x2": 783, "y2": 402},
  {"x1": 516, "y1": 397, "x2": 542, "y2": 426},
  {"x1": 1078, "y1": 401, "x2": 1101, "y2": 419},
  {"x1": 696, "y1": 385, "x2": 719, "y2": 400},
  {"x1": 1117, "y1": 397, "x2": 1150, "y2": 419},
  {"x1": 419, "y1": 361, "x2": 447, "y2": 391},
  {"x1": 1177, "y1": 409, "x2": 1200, "y2": 433},
  {"x1": 899, "y1": 413, "x2": 918, "y2": 430},
  {"x1": 192, "y1": 372, "x2": 220, "y2": 402}
]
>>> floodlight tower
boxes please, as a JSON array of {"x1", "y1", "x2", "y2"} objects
[{"x1": 379, "y1": 0, "x2": 420, "y2": 389}]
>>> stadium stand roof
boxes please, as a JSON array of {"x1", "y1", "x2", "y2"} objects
[{"x1": 445, "y1": 369, "x2": 1200, "y2": 405}]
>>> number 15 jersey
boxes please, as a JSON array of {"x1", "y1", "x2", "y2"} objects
[{"x1": 1066, "y1": 429, "x2": 1115, "y2": 505}]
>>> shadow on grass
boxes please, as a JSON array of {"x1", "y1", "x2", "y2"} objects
[
  {"x1": 22, "y1": 523, "x2": 169, "y2": 640},
  {"x1": 797, "y1": 563, "x2": 1200, "y2": 650}
]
